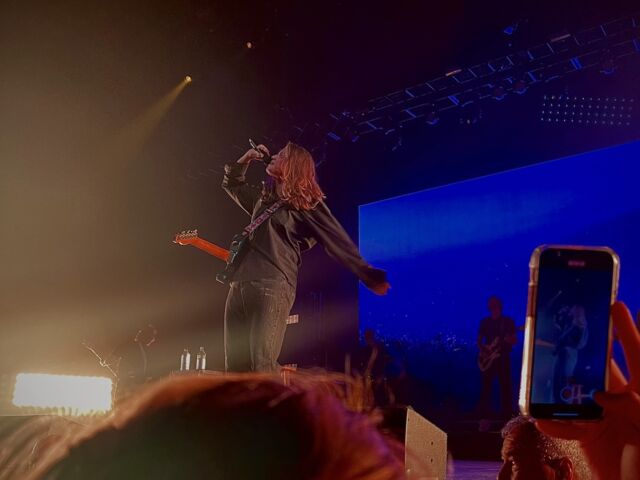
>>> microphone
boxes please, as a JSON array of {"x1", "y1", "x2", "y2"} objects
[{"x1": 249, "y1": 139, "x2": 272, "y2": 165}]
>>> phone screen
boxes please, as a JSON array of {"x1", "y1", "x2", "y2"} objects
[{"x1": 529, "y1": 248, "x2": 615, "y2": 419}]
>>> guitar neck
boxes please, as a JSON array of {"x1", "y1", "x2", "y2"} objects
[
  {"x1": 188, "y1": 238, "x2": 230, "y2": 262},
  {"x1": 535, "y1": 339, "x2": 556, "y2": 349}
]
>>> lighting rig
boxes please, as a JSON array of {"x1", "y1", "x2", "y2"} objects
[
  {"x1": 185, "y1": 13, "x2": 640, "y2": 182},
  {"x1": 319, "y1": 12, "x2": 640, "y2": 141},
  {"x1": 540, "y1": 94, "x2": 634, "y2": 127}
]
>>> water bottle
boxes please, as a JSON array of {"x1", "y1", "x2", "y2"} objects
[
  {"x1": 180, "y1": 348, "x2": 191, "y2": 371},
  {"x1": 195, "y1": 347, "x2": 207, "y2": 371}
]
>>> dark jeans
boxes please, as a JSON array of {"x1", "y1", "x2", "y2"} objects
[
  {"x1": 478, "y1": 358, "x2": 513, "y2": 417},
  {"x1": 224, "y1": 279, "x2": 295, "y2": 372}
]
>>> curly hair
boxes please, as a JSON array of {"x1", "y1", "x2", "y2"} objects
[{"x1": 501, "y1": 415, "x2": 589, "y2": 480}]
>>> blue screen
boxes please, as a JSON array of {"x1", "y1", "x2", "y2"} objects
[{"x1": 359, "y1": 140, "x2": 639, "y2": 409}]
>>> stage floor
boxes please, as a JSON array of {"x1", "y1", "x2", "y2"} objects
[{"x1": 448, "y1": 460, "x2": 501, "y2": 479}]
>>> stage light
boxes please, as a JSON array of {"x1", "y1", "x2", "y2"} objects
[
  {"x1": 108, "y1": 77, "x2": 191, "y2": 167},
  {"x1": 503, "y1": 23, "x2": 518, "y2": 36},
  {"x1": 384, "y1": 127, "x2": 403, "y2": 152},
  {"x1": 599, "y1": 58, "x2": 617, "y2": 75},
  {"x1": 12, "y1": 373, "x2": 113, "y2": 415},
  {"x1": 491, "y1": 85, "x2": 507, "y2": 101},
  {"x1": 459, "y1": 102, "x2": 482, "y2": 125},
  {"x1": 512, "y1": 78, "x2": 529, "y2": 95},
  {"x1": 539, "y1": 94, "x2": 634, "y2": 127},
  {"x1": 425, "y1": 111, "x2": 440, "y2": 126},
  {"x1": 345, "y1": 128, "x2": 360, "y2": 143},
  {"x1": 246, "y1": 41, "x2": 253, "y2": 49}
]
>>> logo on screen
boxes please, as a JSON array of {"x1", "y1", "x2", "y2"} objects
[{"x1": 559, "y1": 383, "x2": 595, "y2": 404}]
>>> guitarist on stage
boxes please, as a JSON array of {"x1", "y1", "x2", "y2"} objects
[
  {"x1": 221, "y1": 142, "x2": 390, "y2": 372},
  {"x1": 476, "y1": 296, "x2": 517, "y2": 418}
]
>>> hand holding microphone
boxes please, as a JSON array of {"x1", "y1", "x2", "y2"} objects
[
  {"x1": 249, "y1": 139, "x2": 272, "y2": 164},
  {"x1": 237, "y1": 139, "x2": 271, "y2": 165}
]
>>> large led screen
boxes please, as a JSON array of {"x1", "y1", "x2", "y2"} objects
[{"x1": 359, "y1": 140, "x2": 639, "y2": 411}]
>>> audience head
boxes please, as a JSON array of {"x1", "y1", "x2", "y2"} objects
[
  {"x1": 499, "y1": 415, "x2": 588, "y2": 480},
  {"x1": 30, "y1": 373, "x2": 405, "y2": 480}
]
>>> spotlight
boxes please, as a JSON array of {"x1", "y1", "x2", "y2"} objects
[
  {"x1": 425, "y1": 110, "x2": 440, "y2": 126},
  {"x1": 491, "y1": 84, "x2": 507, "y2": 101},
  {"x1": 503, "y1": 23, "x2": 519, "y2": 36},
  {"x1": 503, "y1": 18, "x2": 526, "y2": 36},
  {"x1": 512, "y1": 78, "x2": 529, "y2": 95},
  {"x1": 344, "y1": 126, "x2": 360, "y2": 143},
  {"x1": 246, "y1": 41, "x2": 254, "y2": 49},
  {"x1": 599, "y1": 52, "x2": 617, "y2": 75},
  {"x1": 12, "y1": 373, "x2": 113, "y2": 415},
  {"x1": 459, "y1": 102, "x2": 482, "y2": 125},
  {"x1": 184, "y1": 75, "x2": 192, "y2": 84},
  {"x1": 384, "y1": 127, "x2": 403, "y2": 152},
  {"x1": 412, "y1": 103, "x2": 439, "y2": 126}
]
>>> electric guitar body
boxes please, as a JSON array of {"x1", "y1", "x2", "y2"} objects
[{"x1": 173, "y1": 230, "x2": 246, "y2": 284}]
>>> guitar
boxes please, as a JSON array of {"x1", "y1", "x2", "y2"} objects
[
  {"x1": 173, "y1": 230, "x2": 246, "y2": 284},
  {"x1": 477, "y1": 338, "x2": 502, "y2": 372},
  {"x1": 477, "y1": 324, "x2": 523, "y2": 372}
]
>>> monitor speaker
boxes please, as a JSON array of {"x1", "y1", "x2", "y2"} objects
[{"x1": 381, "y1": 406, "x2": 447, "y2": 480}]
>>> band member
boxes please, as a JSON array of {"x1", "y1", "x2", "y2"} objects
[
  {"x1": 222, "y1": 142, "x2": 390, "y2": 372},
  {"x1": 477, "y1": 296, "x2": 517, "y2": 417},
  {"x1": 358, "y1": 328, "x2": 390, "y2": 407}
]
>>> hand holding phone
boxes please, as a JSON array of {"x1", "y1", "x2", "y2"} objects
[
  {"x1": 537, "y1": 301, "x2": 640, "y2": 480},
  {"x1": 519, "y1": 245, "x2": 620, "y2": 420}
]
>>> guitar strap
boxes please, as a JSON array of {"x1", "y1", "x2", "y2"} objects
[
  {"x1": 215, "y1": 199, "x2": 286, "y2": 285},
  {"x1": 241, "y1": 199, "x2": 285, "y2": 238}
]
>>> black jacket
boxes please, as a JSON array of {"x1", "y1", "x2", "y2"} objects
[{"x1": 222, "y1": 162, "x2": 386, "y2": 289}]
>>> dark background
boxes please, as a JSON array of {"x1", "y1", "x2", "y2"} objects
[{"x1": 1, "y1": 1, "x2": 638, "y2": 392}]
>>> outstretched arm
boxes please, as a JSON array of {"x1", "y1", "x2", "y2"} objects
[{"x1": 303, "y1": 201, "x2": 390, "y2": 295}]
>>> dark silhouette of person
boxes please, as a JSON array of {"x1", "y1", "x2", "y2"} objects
[{"x1": 477, "y1": 296, "x2": 517, "y2": 418}]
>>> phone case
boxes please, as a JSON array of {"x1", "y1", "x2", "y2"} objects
[{"x1": 518, "y1": 244, "x2": 620, "y2": 417}]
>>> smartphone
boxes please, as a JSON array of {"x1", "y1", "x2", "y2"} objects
[{"x1": 519, "y1": 245, "x2": 620, "y2": 419}]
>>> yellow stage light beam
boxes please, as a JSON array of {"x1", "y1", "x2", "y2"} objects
[
  {"x1": 108, "y1": 77, "x2": 192, "y2": 166},
  {"x1": 12, "y1": 373, "x2": 113, "y2": 415}
]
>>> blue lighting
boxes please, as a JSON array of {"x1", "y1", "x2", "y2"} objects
[{"x1": 359, "y1": 140, "x2": 640, "y2": 408}]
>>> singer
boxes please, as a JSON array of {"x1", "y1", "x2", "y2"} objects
[{"x1": 222, "y1": 141, "x2": 390, "y2": 372}]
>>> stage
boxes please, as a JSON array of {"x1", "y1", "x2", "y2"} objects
[
  {"x1": 448, "y1": 461, "x2": 501, "y2": 480},
  {"x1": 2, "y1": 1, "x2": 639, "y2": 478}
]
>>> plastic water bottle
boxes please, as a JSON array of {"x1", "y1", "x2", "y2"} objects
[
  {"x1": 195, "y1": 347, "x2": 207, "y2": 371},
  {"x1": 180, "y1": 348, "x2": 191, "y2": 371}
]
